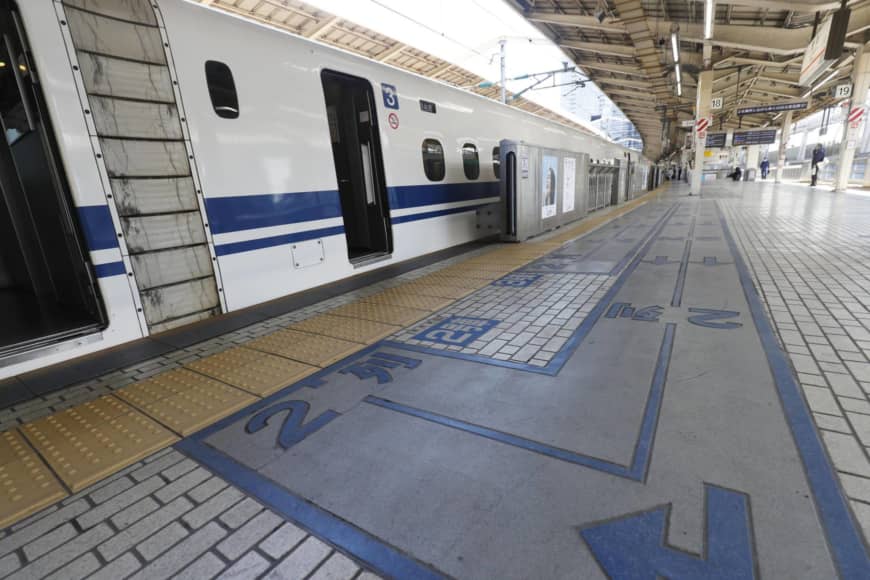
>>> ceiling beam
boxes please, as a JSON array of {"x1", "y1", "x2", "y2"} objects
[
  {"x1": 524, "y1": 11, "x2": 627, "y2": 34},
  {"x1": 558, "y1": 39, "x2": 637, "y2": 58},
  {"x1": 575, "y1": 61, "x2": 649, "y2": 77}
]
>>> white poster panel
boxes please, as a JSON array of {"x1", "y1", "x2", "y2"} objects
[
  {"x1": 562, "y1": 157, "x2": 576, "y2": 213},
  {"x1": 541, "y1": 155, "x2": 558, "y2": 219}
]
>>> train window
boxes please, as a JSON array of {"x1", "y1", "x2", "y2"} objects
[
  {"x1": 492, "y1": 146, "x2": 500, "y2": 179},
  {"x1": 205, "y1": 60, "x2": 239, "y2": 119},
  {"x1": 462, "y1": 143, "x2": 479, "y2": 180},
  {"x1": 422, "y1": 138, "x2": 445, "y2": 181}
]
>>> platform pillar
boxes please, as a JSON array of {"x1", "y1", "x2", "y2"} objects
[
  {"x1": 834, "y1": 41, "x2": 870, "y2": 192},
  {"x1": 775, "y1": 111, "x2": 794, "y2": 184},
  {"x1": 691, "y1": 70, "x2": 713, "y2": 195}
]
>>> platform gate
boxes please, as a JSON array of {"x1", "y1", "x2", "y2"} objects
[
  {"x1": 587, "y1": 162, "x2": 619, "y2": 212},
  {"x1": 58, "y1": 0, "x2": 224, "y2": 333}
]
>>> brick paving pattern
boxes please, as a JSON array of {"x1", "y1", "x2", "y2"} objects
[
  {"x1": 717, "y1": 184, "x2": 870, "y2": 541},
  {"x1": 0, "y1": 448, "x2": 381, "y2": 580}
]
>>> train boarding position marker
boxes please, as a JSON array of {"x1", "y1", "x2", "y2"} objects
[
  {"x1": 695, "y1": 117, "x2": 710, "y2": 142},
  {"x1": 849, "y1": 106, "x2": 864, "y2": 129}
]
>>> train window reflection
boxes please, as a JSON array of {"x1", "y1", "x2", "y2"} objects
[
  {"x1": 462, "y1": 143, "x2": 479, "y2": 180},
  {"x1": 422, "y1": 138, "x2": 445, "y2": 181},
  {"x1": 205, "y1": 60, "x2": 239, "y2": 119}
]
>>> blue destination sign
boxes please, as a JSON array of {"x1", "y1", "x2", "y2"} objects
[
  {"x1": 732, "y1": 130, "x2": 777, "y2": 146},
  {"x1": 705, "y1": 132, "x2": 727, "y2": 148},
  {"x1": 737, "y1": 102, "x2": 807, "y2": 116}
]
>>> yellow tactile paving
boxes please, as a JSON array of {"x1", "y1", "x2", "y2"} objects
[
  {"x1": 328, "y1": 301, "x2": 431, "y2": 326},
  {"x1": 361, "y1": 287, "x2": 455, "y2": 311},
  {"x1": 434, "y1": 266, "x2": 501, "y2": 280},
  {"x1": 399, "y1": 282, "x2": 475, "y2": 300},
  {"x1": 116, "y1": 369, "x2": 256, "y2": 437},
  {"x1": 247, "y1": 328, "x2": 363, "y2": 367},
  {"x1": 288, "y1": 314, "x2": 400, "y2": 344},
  {"x1": 411, "y1": 273, "x2": 488, "y2": 290},
  {"x1": 185, "y1": 347, "x2": 319, "y2": 397},
  {"x1": 20, "y1": 396, "x2": 177, "y2": 492},
  {"x1": 0, "y1": 430, "x2": 67, "y2": 528}
]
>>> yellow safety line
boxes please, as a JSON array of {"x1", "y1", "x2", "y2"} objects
[{"x1": 0, "y1": 183, "x2": 667, "y2": 525}]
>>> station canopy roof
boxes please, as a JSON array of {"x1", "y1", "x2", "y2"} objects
[
  {"x1": 197, "y1": 0, "x2": 603, "y2": 139},
  {"x1": 509, "y1": 0, "x2": 870, "y2": 159}
]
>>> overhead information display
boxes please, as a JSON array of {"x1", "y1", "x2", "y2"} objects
[
  {"x1": 737, "y1": 102, "x2": 807, "y2": 116},
  {"x1": 732, "y1": 130, "x2": 777, "y2": 146},
  {"x1": 705, "y1": 132, "x2": 727, "y2": 148}
]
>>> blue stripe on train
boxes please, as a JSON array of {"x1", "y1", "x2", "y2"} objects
[
  {"x1": 214, "y1": 225, "x2": 346, "y2": 257},
  {"x1": 79, "y1": 182, "x2": 500, "y2": 260},
  {"x1": 77, "y1": 205, "x2": 119, "y2": 251},
  {"x1": 94, "y1": 261, "x2": 126, "y2": 278},
  {"x1": 205, "y1": 181, "x2": 499, "y2": 235}
]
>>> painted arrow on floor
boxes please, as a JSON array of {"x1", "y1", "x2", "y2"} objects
[{"x1": 580, "y1": 484, "x2": 756, "y2": 580}]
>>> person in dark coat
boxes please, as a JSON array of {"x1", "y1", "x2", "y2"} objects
[
  {"x1": 760, "y1": 157, "x2": 770, "y2": 179},
  {"x1": 811, "y1": 144, "x2": 825, "y2": 186}
]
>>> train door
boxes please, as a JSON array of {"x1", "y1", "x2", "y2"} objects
[
  {"x1": 321, "y1": 70, "x2": 392, "y2": 263},
  {"x1": 0, "y1": 1, "x2": 104, "y2": 358},
  {"x1": 610, "y1": 159, "x2": 621, "y2": 206}
]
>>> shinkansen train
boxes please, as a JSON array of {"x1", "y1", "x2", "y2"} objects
[{"x1": 0, "y1": 0, "x2": 657, "y2": 378}]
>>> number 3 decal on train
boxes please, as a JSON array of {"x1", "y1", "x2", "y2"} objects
[{"x1": 382, "y1": 83, "x2": 399, "y2": 109}]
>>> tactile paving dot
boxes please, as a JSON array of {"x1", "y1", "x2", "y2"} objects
[
  {"x1": 361, "y1": 287, "x2": 455, "y2": 311},
  {"x1": 288, "y1": 314, "x2": 401, "y2": 344},
  {"x1": 247, "y1": 328, "x2": 363, "y2": 367},
  {"x1": 20, "y1": 396, "x2": 177, "y2": 492},
  {"x1": 117, "y1": 369, "x2": 256, "y2": 437},
  {"x1": 0, "y1": 429, "x2": 67, "y2": 528},
  {"x1": 398, "y1": 282, "x2": 474, "y2": 300},
  {"x1": 185, "y1": 347, "x2": 319, "y2": 397},
  {"x1": 328, "y1": 301, "x2": 431, "y2": 326}
]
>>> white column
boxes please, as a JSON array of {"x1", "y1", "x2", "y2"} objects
[
  {"x1": 691, "y1": 70, "x2": 713, "y2": 195},
  {"x1": 775, "y1": 111, "x2": 794, "y2": 183},
  {"x1": 745, "y1": 145, "x2": 760, "y2": 179},
  {"x1": 835, "y1": 41, "x2": 870, "y2": 192}
]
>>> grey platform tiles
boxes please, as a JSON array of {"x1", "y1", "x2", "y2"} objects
[{"x1": 178, "y1": 195, "x2": 870, "y2": 579}]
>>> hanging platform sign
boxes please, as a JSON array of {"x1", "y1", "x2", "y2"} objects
[
  {"x1": 736, "y1": 102, "x2": 807, "y2": 116},
  {"x1": 732, "y1": 129, "x2": 777, "y2": 146},
  {"x1": 800, "y1": 17, "x2": 834, "y2": 86}
]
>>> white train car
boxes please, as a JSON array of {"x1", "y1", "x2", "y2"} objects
[{"x1": 0, "y1": 0, "x2": 653, "y2": 378}]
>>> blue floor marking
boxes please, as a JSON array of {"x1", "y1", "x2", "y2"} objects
[
  {"x1": 581, "y1": 483, "x2": 757, "y2": 579},
  {"x1": 176, "y1": 200, "x2": 699, "y2": 576},
  {"x1": 525, "y1": 209, "x2": 664, "y2": 276},
  {"x1": 175, "y1": 438, "x2": 446, "y2": 580},
  {"x1": 716, "y1": 201, "x2": 870, "y2": 579},
  {"x1": 390, "y1": 202, "x2": 681, "y2": 376},
  {"x1": 370, "y1": 323, "x2": 676, "y2": 482},
  {"x1": 671, "y1": 240, "x2": 692, "y2": 307}
]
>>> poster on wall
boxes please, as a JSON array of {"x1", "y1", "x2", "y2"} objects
[
  {"x1": 541, "y1": 155, "x2": 558, "y2": 219},
  {"x1": 562, "y1": 157, "x2": 576, "y2": 213}
]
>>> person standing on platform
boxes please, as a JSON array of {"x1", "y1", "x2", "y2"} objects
[
  {"x1": 811, "y1": 144, "x2": 825, "y2": 187},
  {"x1": 760, "y1": 157, "x2": 770, "y2": 180}
]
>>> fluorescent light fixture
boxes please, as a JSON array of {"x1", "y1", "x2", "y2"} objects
[
  {"x1": 677, "y1": 82, "x2": 682, "y2": 97},
  {"x1": 675, "y1": 63, "x2": 682, "y2": 85},
  {"x1": 772, "y1": 113, "x2": 782, "y2": 121},
  {"x1": 815, "y1": 69, "x2": 839, "y2": 89},
  {"x1": 800, "y1": 68, "x2": 840, "y2": 100},
  {"x1": 671, "y1": 32, "x2": 680, "y2": 63},
  {"x1": 704, "y1": 0, "x2": 714, "y2": 40}
]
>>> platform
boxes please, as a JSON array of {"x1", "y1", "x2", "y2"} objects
[{"x1": 2, "y1": 181, "x2": 870, "y2": 579}]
